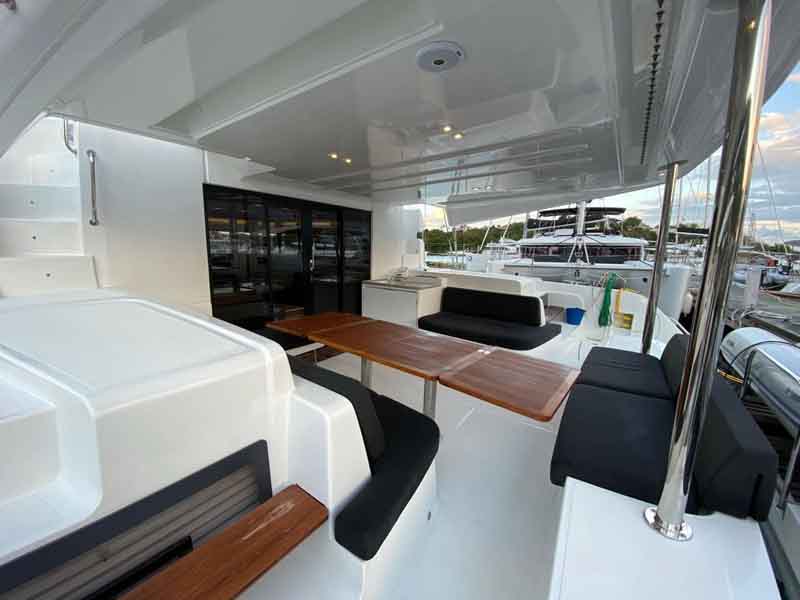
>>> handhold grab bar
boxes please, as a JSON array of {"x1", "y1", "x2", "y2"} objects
[{"x1": 86, "y1": 150, "x2": 99, "y2": 226}]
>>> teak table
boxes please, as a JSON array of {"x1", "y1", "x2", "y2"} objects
[{"x1": 267, "y1": 313, "x2": 578, "y2": 421}]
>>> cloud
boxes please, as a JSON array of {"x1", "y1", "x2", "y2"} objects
[{"x1": 788, "y1": 73, "x2": 800, "y2": 84}]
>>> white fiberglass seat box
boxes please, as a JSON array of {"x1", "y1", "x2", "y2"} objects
[{"x1": 0, "y1": 289, "x2": 292, "y2": 565}]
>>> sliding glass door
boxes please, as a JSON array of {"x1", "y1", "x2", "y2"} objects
[{"x1": 204, "y1": 185, "x2": 371, "y2": 330}]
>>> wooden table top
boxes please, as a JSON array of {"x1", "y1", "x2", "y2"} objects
[
  {"x1": 122, "y1": 484, "x2": 327, "y2": 600},
  {"x1": 273, "y1": 312, "x2": 578, "y2": 422},
  {"x1": 266, "y1": 312, "x2": 371, "y2": 338},
  {"x1": 309, "y1": 319, "x2": 482, "y2": 380},
  {"x1": 440, "y1": 348, "x2": 579, "y2": 422}
]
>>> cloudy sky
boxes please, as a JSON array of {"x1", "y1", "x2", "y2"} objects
[
  {"x1": 421, "y1": 63, "x2": 800, "y2": 242},
  {"x1": 606, "y1": 62, "x2": 800, "y2": 244}
]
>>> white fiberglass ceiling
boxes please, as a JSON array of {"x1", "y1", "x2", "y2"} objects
[{"x1": 3, "y1": 0, "x2": 800, "y2": 206}]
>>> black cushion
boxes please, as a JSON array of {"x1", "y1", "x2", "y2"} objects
[
  {"x1": 440, "y1": 287, "x2": 544, "y2": 326},
  {"x1": 287, "y1": 358, "x2": 440, "y2": 560},
  {"x1": 418, "y1": 312, "x2": 561, "y2": 351},
  {"x1": 549, "y1": 384, "x2": 699, "y2": 510},
  {"x1": 576, "y1": 346, "x2": 672, "y2": 400},
  {"x1": 659, "y1": 334, "x2": 690, "y2": 399},
  {"x1": 693, "y1": 377, "x2": 778, "y2": 520},
  {"x1": 288, "y1": 356, "x2": 386, "y2": 467},
  {"x1": 335, "y1": 393, "x2": 440, "y2": 560},
  {"x1": 551, "y1": 376, "x2": 777, "y2": 520}
]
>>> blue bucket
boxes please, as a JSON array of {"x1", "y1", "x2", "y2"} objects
[{"x1": 565, "y1": 307, "x2": 585, "y2": 326}]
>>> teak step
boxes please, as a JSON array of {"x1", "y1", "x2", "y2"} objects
[{"x1": 122, "y1": 484, "x2": 327, "y2": 600}]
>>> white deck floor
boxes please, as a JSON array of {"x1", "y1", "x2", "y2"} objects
[{"x1": 319, "y1": 353, "x2": 565, "y2": 599}]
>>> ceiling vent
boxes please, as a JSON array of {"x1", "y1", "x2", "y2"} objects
[{"x1": 416, "y1": 41, "x2": 465, "y2": 73}]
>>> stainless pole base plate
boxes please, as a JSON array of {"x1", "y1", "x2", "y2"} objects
[{"x1": 644, "y1": 506, "x2": 693, "y2": 542}]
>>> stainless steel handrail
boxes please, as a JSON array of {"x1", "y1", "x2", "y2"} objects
[
  {"x1": 86, "y1": 150, "x2": 99, "y2": 226},
  {"x1": 644, "y1": 0, "x2": 772, "y2": 541},
  {"x1": 738, "y1": 347, "x2": 800, "y2": 512},
  {"x1": 63, "y1": 120, "x2": 77, "y2": 156}
]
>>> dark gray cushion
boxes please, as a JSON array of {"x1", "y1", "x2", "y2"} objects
[
  {"x1": 440, "y1": 287, "x2": 544, "y2": 326},
  {"x1": 287, "y1": 358, "x2": 440, "y2": 560},
  {"x1": 551, "y1": 375, "x2": 778, "y2": 521},
  {"x1": 418, "y1": 312, "x2": 561, "y2": 351},
  {"x1": 576, "y1": 346, "x2": 671, "y2": 400},
  {"x1": 694, "y1": 377, "x2": 778, "y2": 520},
  {"x1": 335, "y1": 393, "x2": 439, "y2": 560},
  {"x1": 549, "y1": 384, "x2": 696, "y2": 509},
  {"x1": 288, "y1": 357, "x2": 386, "y2": 467},
  {"x1": 660, "y1": 334, "x2": 690, "y2": 399}
]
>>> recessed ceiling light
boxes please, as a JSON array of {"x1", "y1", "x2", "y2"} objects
[
  {"x1": 328, "y1": 152, "x2": 339, "y2": 160},
  {"x1": 453, "y1": 132, "x2": 464, "y2": 140},
  {"x1": 243, "y1": 156, "x2": 253, "y2": 161},
  {"x1": 472, "y1": 186, "x2": 482, "y2": 191},
  {"x1": 344, "y1": 158, "x2": 353, "y2": 165},
  {"x1": 442, "y1": 125, "x2": 453, "y2": 133}
]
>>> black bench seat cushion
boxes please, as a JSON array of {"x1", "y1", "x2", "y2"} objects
[
  {"x1": 550, "y1": 383, "x2": 699, "y2": 511},
  {"x1": 335, "y1": 393, "x2": 440, "y2": 560},
  {"x1": 551, "y1": 372, "x2": 777, "y2": 520},
  {"x1": 693, "y1": 377, "x2": 777, "y2": 520},
  {"x1": 419, "y1": 312, "x2": 561, "y2": 350},
  {"x1": 575, "y1": 347, "x2": 672, "y2": 400},
  {"x1": 287, "y1": 357, "x2": 440, "y2": 560},
  {"x1": 288, "y1": 356, "x2": 386, "y2": 467},
  {"x1": 439, "y1": 286, "x2": 545, "y2": 326}
]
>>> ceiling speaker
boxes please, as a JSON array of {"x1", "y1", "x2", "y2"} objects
[{"x1": 416, "y1": 41, "x2": 465, "y2": 73}]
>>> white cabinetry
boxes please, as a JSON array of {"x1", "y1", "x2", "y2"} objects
[{"x1": 362, "y1": 279, "x2": 444, "y2": 327}]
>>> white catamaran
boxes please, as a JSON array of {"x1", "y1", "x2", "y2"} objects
[{"x1": 0, "y1": 1, "x2": 799, "y2": 599}]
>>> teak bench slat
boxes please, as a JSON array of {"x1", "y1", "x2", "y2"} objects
[{"x1": 122, "y1": 484, "x2": 327, "y2": 600}]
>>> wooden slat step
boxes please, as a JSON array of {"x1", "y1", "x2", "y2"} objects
[{"x1": 122, "y1": 484, "x2": 327, "y2": 600}]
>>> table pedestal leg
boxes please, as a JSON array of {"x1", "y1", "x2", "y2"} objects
[
  {"x1": 361, "y1": 357, "x2": 372, "y2": 388},
  {"x1": 423, "y1": 380, "x2": 438, "y2": 420}
]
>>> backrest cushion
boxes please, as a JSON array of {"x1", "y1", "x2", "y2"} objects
[
  {"x1": 694, "y1": 375, "x2": 777, "y2": 520},
  {"x1": 440, "y1": 287, "x2": 544, "y2": 326},
  {"x1": 660, "y1": 334, "x2": 690, "y2": 399},
  {"x1": 288, "y1": 357, "x2": 386, "y2": 468}
]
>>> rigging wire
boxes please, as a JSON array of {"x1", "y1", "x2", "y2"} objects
[{"x1": 756, "y1": 142, "x2": 789, "y2": 253}]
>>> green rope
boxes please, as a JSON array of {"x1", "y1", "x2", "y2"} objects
[{"x1": 598, "y1": 273, "x2": 616, "y2": 327}]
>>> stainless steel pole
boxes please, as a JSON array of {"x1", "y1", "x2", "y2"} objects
[
  {"x1": 423, "y1": 379, "x2": 438, "y2": 420},
  {"x1": 645, "y1": 0, "x2": 771, "y2": 541},
  {"x1": 361, "y1": 357, "x2": 373, "y2": 388},
  {"x1": 642, "y1": 161, "x2": 685, "y2": 355}
]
